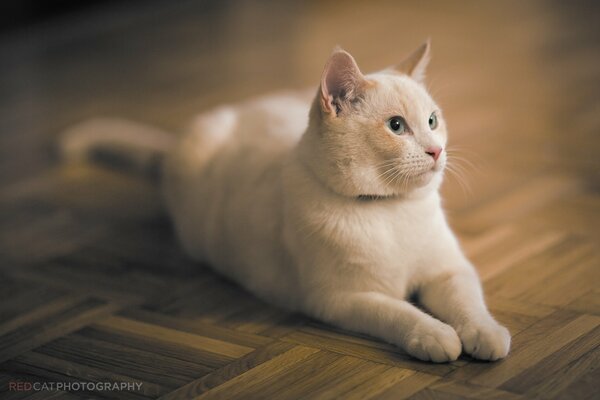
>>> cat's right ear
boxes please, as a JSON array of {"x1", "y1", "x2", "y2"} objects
[
  {"x1": 392, "y1": 40, "x2": 431, "y2": 83},
  {"x1": 320, "y1": 49, "x2": 367, "y2": 116}
]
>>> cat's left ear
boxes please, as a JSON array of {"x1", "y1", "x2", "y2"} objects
[
  {"x1": 392, "y1": 40, "x2": 431, "y2": 83},
  {"x1": 320, "y1": 48, "x2": 368, "y2": 116}
]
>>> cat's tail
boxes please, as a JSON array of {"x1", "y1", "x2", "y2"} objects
[{"x1": 58, "y1": 117, "x2": 176, "y2": 177}]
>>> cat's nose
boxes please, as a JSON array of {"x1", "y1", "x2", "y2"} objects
[{"x1": 425, "y1": 146, "x2": 442, "y2": 161}]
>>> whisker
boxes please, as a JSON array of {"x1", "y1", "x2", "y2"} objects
[
  {"x1": 445, "y1": 163, "x2": 472, "y2": 195},
  {"x1": 446, "y1": 153, "x2": 477, "y2": 171},
  {"x1": 375, "y1": 158, "x2": 404, "y2": 169},
  {"x1": 375, "y1": 166, "x2": 395, "y2": 180},
  {"x1": 386, "y1": 166, "x2": 405, "y2": 187},
  {"x1": 446, "y1": 146, "x2": 485, "y2": 170}
]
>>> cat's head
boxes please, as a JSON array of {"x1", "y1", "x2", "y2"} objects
[{"x1": 302, "y1": 41, "x2": 447, "y2": 199}]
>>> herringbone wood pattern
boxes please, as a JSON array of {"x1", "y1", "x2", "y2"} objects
[{"x1": 0, "y1": 0, "x2": 598, "y2": 399}]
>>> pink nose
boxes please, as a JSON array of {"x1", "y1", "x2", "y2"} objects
[{"x1": 425, "y1": 147, "x2": 442, "y2": 161}]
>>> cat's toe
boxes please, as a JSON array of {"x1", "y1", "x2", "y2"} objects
[
  {"x1": 458, "y1": 320, "x2": 511, "y2": 361},
  {"x1": 406, "y1": 322, "x2": 461, "y2": 363}
]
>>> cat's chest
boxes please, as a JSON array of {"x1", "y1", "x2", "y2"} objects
[
  {"x1": 358, "y1": 201, "x2": 441, "y2": 251},
  {"x1": 301, "y1": 198, "x2": 448, "y2": 295},
  {"x1": 322, "y1": 196, "x2": 446, "y2": 262}
]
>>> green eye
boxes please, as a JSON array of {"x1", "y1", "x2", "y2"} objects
[
  {"x1": 429, "y1": 112, "x2": 438, "y2": 130},
  {"x1": 387, "y1": 116, "x2": 407, "y2": 134}
]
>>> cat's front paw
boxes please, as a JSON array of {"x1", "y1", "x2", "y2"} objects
[
  {"x1": 458, "y1": 319, "x2": 511, "y2": 361},
  {"x1": 405, "y1": 320, "x2": 462, "y2": 363}
]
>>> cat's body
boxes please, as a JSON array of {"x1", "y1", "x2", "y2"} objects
[
  {"x1": 62, "y1": 42, "x2": 511, "y2": 362},
  {"x1": 163, "y1": 91, "x2": 313, "y2": 308}
]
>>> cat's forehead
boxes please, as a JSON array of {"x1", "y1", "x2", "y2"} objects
[{"x1": 365, "y1": 73, "x2": 435, "y2": 115}]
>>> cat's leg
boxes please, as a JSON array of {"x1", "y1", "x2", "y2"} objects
[
  {"x1": 419, "y1": 270, "x2": 511, "y2": 361},
  {"x1": 306, "y1": 291, "x2": 461, "y2": 362}
]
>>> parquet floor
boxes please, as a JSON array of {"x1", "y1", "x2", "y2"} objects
[{"x1": 0, "y1": 1, "x2": 598, "y2": 399}]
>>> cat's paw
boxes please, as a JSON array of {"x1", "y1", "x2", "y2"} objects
[
  {"x1": 458, "y1": 320, "x2": 511, "y2": 361},
  {"x1": 405, "y1": 320, "x2": 462, "y2": 363}
]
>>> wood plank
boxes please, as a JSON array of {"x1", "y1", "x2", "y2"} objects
[
  {"x1": 551, "y1": 350, "x2": 600, "y2": 400},
  {"x1": 282, "y1": 324, "x2": 461, "y2": 376},
  {"x1": 37, "y1": 333, "x2": 212, "y2": 388},
  {"x1": 94, "y1": 316, "x2": 255, "y2": 359},
  {"x1": 0, "y1": 297, "x2": 119, "y2": 363},
  {"x1": 225, "y1": 350, "x2": 341, "y2": 399},
  {"x1": 484, "y1": 236, "x2": 595, "y2": 300},
  {"x1": 159, "y1": 342, "x2": 295, "y2": 399},
  {"x1": 339, "y1": 367, "x2": 417, "y2": 400},
  {"x1": 118, "y1": 308, "x2": 273, "y2": 349},
  {"x1": 448, "y1": 309, "x2": 581, "y2": 382},
  {"x1": 468, "y1": 314, "x2": 600, "y2": 388},
  {"x1": 409, "y1": 379, "x2": 525, "y2": 399},
  {"x1": 78, "y1": 325, "x2": 232, "y2": 370},
  {"x1": 500, "y1": 326, "x2": 600, "y2": 397},
  {"x1": 516, "y1": 251, "x2": 599, "y2": 307},
  {"x1": 193, "y1": 345, "x2": 320, "y2": 399},
  {"x1": 454, "y1": 174, "x2": 581, "y2": 233},
  {"x1": 296, "y1": 356, "x2": 391, "y2": 400},
  {"x1": 2, "y1": 351, "x2": 162, "y2": 399},
  {"x1": 564, "y1": 290, "x2": 600, "y2": 315},
  {"x1": 0, "y1": 294, "x2": 81, "y2": 336},
  {"x1": 373, "y1": 371, "x2": 440, "y2": 400},
  {"x1": 485, "y1": 297, "x2": 556, "y2": 335},
  {"x1": 474, "y1": 229, "x2": 566, "y2": 282}
]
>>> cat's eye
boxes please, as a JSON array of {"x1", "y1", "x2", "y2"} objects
[
  {"x1": 428, "y1": 112, "x2": 438, "y2": 130},
  {"x1": 387, "y1": 116, "x2": 407, "y2": 134}
]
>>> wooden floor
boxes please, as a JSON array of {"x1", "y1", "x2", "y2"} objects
[{"x1": 1, "y1": 0, "x2": 599, "y2": 399}]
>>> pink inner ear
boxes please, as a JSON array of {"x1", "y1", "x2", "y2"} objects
[{"x1": 320, "y1": 50, "x2": 365, "y2": 114}]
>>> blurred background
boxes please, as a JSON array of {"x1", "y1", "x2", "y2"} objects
[
  {"x1": 1, "y1": 0, "x2": 598, "y2": 190},
  {"x1": 0, "y1": 1, "x2": 598, "y2": 398}
]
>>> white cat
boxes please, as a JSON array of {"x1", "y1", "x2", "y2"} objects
[{"x1": 61, "y1": 41, "x2": 510, "y2": 362}]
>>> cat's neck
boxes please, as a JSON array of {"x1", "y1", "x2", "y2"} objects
[{"x1": 356, "y1": 194, "x2": 399, "y2": 201}]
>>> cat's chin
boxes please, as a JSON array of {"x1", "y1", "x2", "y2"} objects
[
  {"x1": 390, "y1": 169, "x2": 443, "y2": 197},
  {"x1": 409, "y1": 170, "x2": 438, "y2": 187}
]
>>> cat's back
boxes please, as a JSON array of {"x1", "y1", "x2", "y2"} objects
[
  {"x1": 164, "y1": 88, "x2": 313, "y2": 203},
  {"x1": 188, "y1": 89, "x2": 313, "y2": 147}
]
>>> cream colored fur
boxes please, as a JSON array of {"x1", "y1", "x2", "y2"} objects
[{"x1": 64, "y1": 42, "x2": 511, "y2": 362}]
